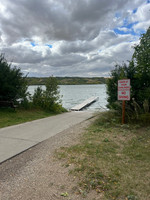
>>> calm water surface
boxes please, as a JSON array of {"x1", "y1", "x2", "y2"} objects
[{"x1": 28, "y1": 84, "x2": 108, "y2": 111}]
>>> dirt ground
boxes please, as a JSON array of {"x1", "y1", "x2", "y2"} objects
[{"x1": 0, "y1": 118, "x2": 103, "y2": 200}]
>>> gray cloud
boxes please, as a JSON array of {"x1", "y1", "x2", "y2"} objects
[
  {"x1": 0, "y1": 0, "x2": 144, "y2": 43},
  {"x1": 3, "y1": 46, "x2": 49, "y2": 64},
  {"x1": 0, "y1": 0, "x2": 149, "y2": 77},
  {"x1": 59, "y1": 40, "x2": 95, "y2": 54}
]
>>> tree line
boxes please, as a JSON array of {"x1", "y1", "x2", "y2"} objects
[{"x1": 26, "y1": 77, "x2": 106, "y2": 85}]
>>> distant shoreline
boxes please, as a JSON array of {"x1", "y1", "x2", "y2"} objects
[{"x1": 26, "y1": 77, "x2": 107, "y2": 85}]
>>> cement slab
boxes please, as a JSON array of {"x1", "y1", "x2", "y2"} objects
[{"x1": 0, "y1": 111, "x2": 94, "y2": 163}]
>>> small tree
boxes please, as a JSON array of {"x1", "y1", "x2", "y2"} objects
[
  {"x1": 33, "y1": 76, "x2": 63, "y2": 112},
  {"x1": 32, "y1": 86, "x2": 44, "y2": 108},
  {"x1": 0, "y1": 54, "x2": 28, "y2": 102},
  {"x1": 45, "y1": 76, "x2": 61, "y2": 105},
  {"x1": 107, "y1": 63, "x2": 129, "y2": 109}
]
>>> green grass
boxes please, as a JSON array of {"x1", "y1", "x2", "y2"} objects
[
  {"x1": 55, "y1": 111, "x2": 150, "y2": 200},
  {"x1": 0, "y1": 108, "x2": 55, "y2": 128}
]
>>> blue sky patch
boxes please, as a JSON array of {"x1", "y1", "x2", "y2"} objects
[
  {"x1": 147, "y1": 0, "x2": 150, "y2": 3},
  {"x1": 133, "y1": 8, "x2": 137, "y2": 13},
  {"x1": 114, "y1": 21, "x2": 139, "y2": 36},
  {"x1": 125, "y1": 22, "x2": 138, "y2": 29},
  {"x1": 31, "y1": 42, "x2": 38, "y2": 47},
  {"x1": 30, "y1": 42, "x2": 53, "y2": 48},
  {"x1": 114, "y1": 28, "x2": 134, "y2": 35},
  {"x1": 46, "y1": 44, "x2": 53, "y2": 48},
  {"x1": 114, "y1": 27, "x2": 137, "y2": 36}
]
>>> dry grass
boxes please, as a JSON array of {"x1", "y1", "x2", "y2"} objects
[{"x1": 55, "y1": 111, "x2": 150, "y2": 200}]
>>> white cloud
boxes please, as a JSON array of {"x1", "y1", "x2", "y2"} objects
[
  {"x1": 131, "y1": 2, "x2": 150, "y2": 31},
  {"x1": 0, "y1": 0, "x2": 149, "y2": 77},
  {"x1": 117, "y1": 27, "x2": 129, "y2": 32}
]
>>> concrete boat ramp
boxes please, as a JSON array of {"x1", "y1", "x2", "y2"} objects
[
  {"x1": 71, "y1": 96, "x2": 99, "y2": 111},
  {"x1": 0, "y1": 111, "x2": 94, "y2": 164}
]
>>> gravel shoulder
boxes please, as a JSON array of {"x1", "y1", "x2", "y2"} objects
[{"x1": 0, "y1": 117, "x2": 102, "y2": 200}]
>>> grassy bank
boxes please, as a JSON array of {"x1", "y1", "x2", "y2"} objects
[
  {"x1": 0, "y1": 108, "x2": 55, "y2": 128},
  {"x1": 56, "y1": 111, "x2": 150, "y2": 200}
]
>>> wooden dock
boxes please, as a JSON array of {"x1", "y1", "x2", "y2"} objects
[{"x1": 71, "y1": 96, "x2": 99, "y2": 111}]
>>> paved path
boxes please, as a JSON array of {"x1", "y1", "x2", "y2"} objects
[{"x1": 0, "y1": 111, "x2": 94, "y2": 163}]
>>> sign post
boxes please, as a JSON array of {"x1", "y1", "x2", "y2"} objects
[
  {"x1": 118, "y1": 79, "x2": 130, "y2": 124},
  {"x1": 122, "y1": 100, "x2": 125, "y2": 124}
]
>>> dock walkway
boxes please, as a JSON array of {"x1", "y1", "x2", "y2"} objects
[{"x1": 71, "y1": 96, "x2": 99, "y2": 111}]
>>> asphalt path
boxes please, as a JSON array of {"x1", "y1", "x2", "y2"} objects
[{"x1": 0, "y1": 111, "x2": 94, "y2": 164}]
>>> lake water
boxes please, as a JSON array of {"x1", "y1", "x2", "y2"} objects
[{"x1": 28, "y1": 84, "x2": 108, "y2": 111}]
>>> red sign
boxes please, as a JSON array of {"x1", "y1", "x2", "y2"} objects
[{"x1": 118, "y1": 79, "x2": 130, "y2": 101}]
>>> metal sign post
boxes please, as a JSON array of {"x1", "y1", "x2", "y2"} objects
[
  {"x1": 122, "y1": 100, "x2": 125, "y2": 124},
  {"x1": 118, "y1": 79, "x2": 130, "y2": 124}
]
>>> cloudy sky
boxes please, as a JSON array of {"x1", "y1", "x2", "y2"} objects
[{"x1": 0, "y1": 0, "x2": 149, "y2": 77}]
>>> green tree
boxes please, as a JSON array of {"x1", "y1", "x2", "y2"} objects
[
  {"x1": 133, "y1": 27, "x2": 150, "y2": 81},
  {"x1": 33, "y1": 76, "x2": 63, "y2": 112},
  {"x1": 107, "y1": 63, "x2": 129, "y2": 109},
  {"x1": 45, "y1": 76, "x2": 61, "y2": 105},
  {"x1": 132, "y1": 26, "x2": 150, "y2": 105},
  {"x1": 32, "y1": 86, "x2": 44, "y2": 108},
  {"x1": 0, "y1": 54, "x2": 28, "y2": 102},
  {"x1": 107, "y1": 26, "x2": 150, "y2": 111}
]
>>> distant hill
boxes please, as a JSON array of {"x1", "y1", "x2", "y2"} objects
[{"x1": 26, "y1": 77, "x2": 107, "y2": 85}]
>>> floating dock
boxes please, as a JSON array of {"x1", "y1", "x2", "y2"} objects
[{"x1": 71, "y1": 96, "x2": 99, "y2": 111}]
